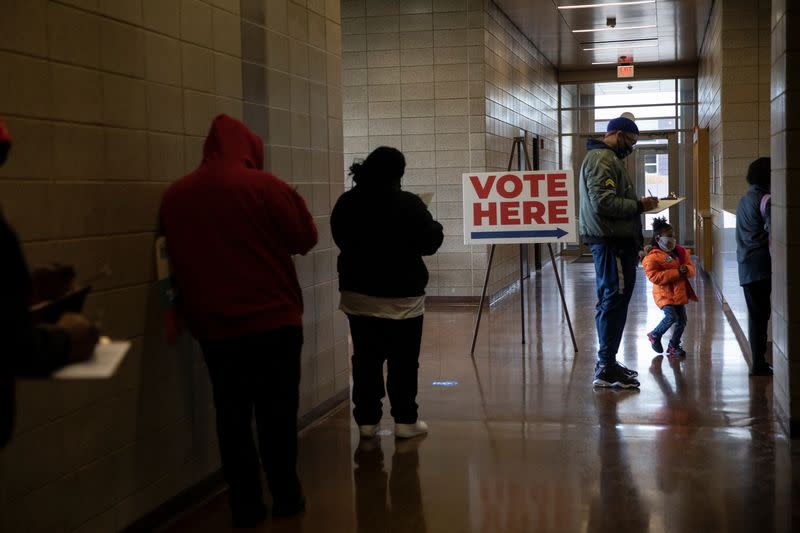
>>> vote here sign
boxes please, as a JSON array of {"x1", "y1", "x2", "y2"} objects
[{"x1": 462, "y1": 170, "x2": 577, "y2": 245}]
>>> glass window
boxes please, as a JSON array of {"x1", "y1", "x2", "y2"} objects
[
  {"x1": 559, "y1": 77, "x2": 698, "y2": 243},
  {"x1": 644, "y1": 153, "x2": 657, "y2": 174}
]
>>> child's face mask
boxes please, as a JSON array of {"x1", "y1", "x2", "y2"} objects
[{"x1": 658, "y1": 236, "x2": 676, "y2": 251}]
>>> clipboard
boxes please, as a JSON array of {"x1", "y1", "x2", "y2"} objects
[
  {"x1": 52, "y1": 338, "x2": 131, "y2": 379},
  {"x1": 644, "y1": 197, "x2": 685, "y2": 214}
]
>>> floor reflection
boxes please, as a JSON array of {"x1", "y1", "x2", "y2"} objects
[
  {"x1": 354, "y1": 437, "x2": 427, "y2": 533},
  {"x1": 744, "y1": 378, "x2": 778, "y2": 532},
  {"x1": 648, "y1": 356, "x2": 721, "y2": 531},
  {"x1": 168, "y1": 261, "x2": 795, "y2": 533},
  {"x1": 590, "y1": 390, "x2": 649, "y2": 533}
]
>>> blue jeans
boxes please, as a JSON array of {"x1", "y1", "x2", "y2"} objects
[
  {"x1": 651, "y1": 304, "x2": 687, "y2": 347},
  {"x1": 591, "y1": 243, "x2": 638, "y2": 366}
]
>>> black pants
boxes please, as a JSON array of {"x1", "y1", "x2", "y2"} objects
[
  {"x1": 347, "y1": 314, "x2": 424, "y2": 425},
  {"x1": 742, "y1": 278, "x2": 771, "y2": 366},
  {"x1": 200, "y1": 326, "x2": 303, "y2": 520}
]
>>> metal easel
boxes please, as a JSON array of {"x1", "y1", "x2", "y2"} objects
[{"x1": 469, "y1": 137, "x2": 578, "y2": 357}]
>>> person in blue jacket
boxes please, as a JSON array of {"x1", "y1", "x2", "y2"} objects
[
  {"x1": 578, "y1": 115, "x2": 658, "y2": 389},
  {"x1": 735, "y1": 157, "x2": 773, "y2": 376}
]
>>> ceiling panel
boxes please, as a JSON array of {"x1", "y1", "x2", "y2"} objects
[{"x1": 494, "y1": 0, "x2": 713, "y2": 71}]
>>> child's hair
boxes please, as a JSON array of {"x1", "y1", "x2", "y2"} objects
[{"x1": 651, "y1": 216, "x2": 672, "y2": 246}]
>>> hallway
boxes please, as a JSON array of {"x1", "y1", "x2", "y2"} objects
[{"x1": 168, "y1": 259, "x2": 792, "y2": 533}]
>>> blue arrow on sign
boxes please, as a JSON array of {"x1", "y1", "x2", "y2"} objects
[{"x1": 470, "y1": 228, "x2": 569, "y2": 239}]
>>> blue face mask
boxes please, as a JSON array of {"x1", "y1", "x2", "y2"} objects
[{"x1": 614, "y1": 133, "x2": 634, "y2": 159}]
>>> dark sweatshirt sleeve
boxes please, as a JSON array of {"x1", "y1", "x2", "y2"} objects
[
  {"x1": 404, "y1": 193, "x2": 443, "y2": 256},
  {"x1": 272, "y1": 181, "x2": 318, "y2": 256},
  {"x1": 330, "y1": 194, "x2": 348, "y2": 250},
  {"x1": 0, "y1": 213, "x2": 70, "y2": 378}
]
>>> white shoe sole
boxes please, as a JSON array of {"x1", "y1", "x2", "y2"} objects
[
  {"x1": 395, "y1": 422, "x2": 428, "y2": 439},
  {"x1": 592, "y1": 378, "x2": 640, "y2": 389},
  {"x1": 358, "y1": 425, "x2": 378, "y2": 438}
]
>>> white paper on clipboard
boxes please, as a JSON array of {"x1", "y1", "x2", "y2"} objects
[
  {"x1": 643, "y1": 197, "x2": 685, "y2": 214},
  {"x1": 53, "y1": 341, "x2": 131, "y2": 379}
]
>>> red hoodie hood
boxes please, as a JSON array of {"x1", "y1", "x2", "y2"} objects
[
  {"x1": 0, "y1": 119, "x2": 11, "y2": 167},
  {"x1": 202, "y1": 114, "x2": 263, "y2": 170},
  {"x1": 0, "y1": 120, "x2": 10, "y2": 145}
]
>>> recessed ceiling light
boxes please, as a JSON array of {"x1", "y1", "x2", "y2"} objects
[
  {"x1": 559, "y1": 1, "x2": 656, "y2": 9},
  {"x1": 583, "y1": 41, "x2": 659, "y2": 51},
  {"x1": 573, "y1": 24, "x2": 657, "y2": 33}
]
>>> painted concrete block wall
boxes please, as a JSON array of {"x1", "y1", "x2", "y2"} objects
[
  {"x1": 770, "y1": 0, "x2": 800, "y2": 435},
  {"x1": 0, "y1": 0, "x2": 345, "y2": 529},
  {"x1": 341, "y1": 0, "x2": 564, "y2": 298}
]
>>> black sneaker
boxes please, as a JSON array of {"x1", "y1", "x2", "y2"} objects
[
  {"x1": 231, "y1": 503, "x2": 267, "y2": 528},
  {"x1": 667, "y1": 344, "x2": 686, "y2": 358},
  {"x1": 647, "y1": 332, "x2": 663, "y2": 353},
  {"x1": 272, "y1": 495, "x2": 306, "y2": 518},
  {"x1": 615, "y1": 361, "x2": 639, "y2": 377},
  {"x1": 593, "y1": 363, "x2": 640, "y2": 389}
]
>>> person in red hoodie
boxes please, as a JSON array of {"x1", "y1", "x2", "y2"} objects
[
  {"x1": 160, "y1": 115, "x2": 318, "y2": 527},
  {"x1": 0, "y1": 119, "x2": 98, "y2": 448}
]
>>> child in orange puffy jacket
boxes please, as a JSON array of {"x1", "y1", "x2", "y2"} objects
[{"x1": 642, "y1": 217, "x2": 698, "y2": 357}]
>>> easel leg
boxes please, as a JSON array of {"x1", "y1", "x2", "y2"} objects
[
  {"x1": 470, "y1": 244, "x2": 496, "y2": 357},
  {"x1": 547, "y1": 243, "x2": 579, "y2": 352},
  {"x1": 519, "y1": 244, "x2": 525, "y2": 344}
]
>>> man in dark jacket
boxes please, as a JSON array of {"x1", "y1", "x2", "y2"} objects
[
  {"x1": 0, "y1": 119, "x2": 98, "y2": 448},
  {"x1": 160, "y1": 114, "x2": 317, "y2": 527},
  {"x1": 736, "y1": 157, "x2": 773, "y2": 376},
  {"x1": 578, "y1": 115, "x2": 658, "y2": 389},
  {"x1": 331, "y1": 147, "x2": 443, "y2": 441}
]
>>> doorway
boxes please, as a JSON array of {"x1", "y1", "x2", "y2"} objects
[
  {"x1": 559, "y1": 78, "x2": 696, "y2": 249},
  {"x1": 630, "y1": 132, "x2": 680, "y2": 239}
]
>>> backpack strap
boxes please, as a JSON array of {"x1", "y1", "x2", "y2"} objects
[
  {"x1": 760, "y1": 193, "x2": 772, "y2": 257},
  {"x1": 760, "y1": 193, "x2": 771, "y2": 220}
]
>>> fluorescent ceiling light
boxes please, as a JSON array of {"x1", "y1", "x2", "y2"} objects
[
  {"x1": 573, "y1": 24, "x2": 657, "y2": 33},
  {"x1": 559, "y1": 1, "x2": 656, "y2": 9},
  {"x1": 583, "y1": 42, "x2": 659, "y2": 51},
  {"x1": 591, "y1": 61, "x2": 617, "y2": 65}
]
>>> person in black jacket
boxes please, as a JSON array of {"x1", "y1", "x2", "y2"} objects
[
  {"x1": 735, "y1": 157, "x2": 773, "y2": 377},
  {"x1": 331, "y1": 147, "x2": 443, "y2": 440},
  {"x1": 0, "y1": 119, "x2": 98, "y2": 448}
]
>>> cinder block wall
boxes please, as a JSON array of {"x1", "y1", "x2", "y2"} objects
[
  {"x1": 341, "y1": 0, "x2": 564, "y2": 299},
  {"x1": 482, "y1": 1, "x2": 561, "y2": 297},
  {"x1": 698, "y1": 0, "x2": 771, "y2": 328},
  {"x1": 0, "y1": 0, "x2": 346, "y2": 530},
  {"x1": 770, "y1": 0, "x2": 800, "y2": 436}
]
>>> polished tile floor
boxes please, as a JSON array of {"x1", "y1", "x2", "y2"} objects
[{"x1": 168, "y1": 260, "x2": 796, "y2": 532}]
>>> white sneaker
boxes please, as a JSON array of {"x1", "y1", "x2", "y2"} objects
[
  {"x1": 395, "y1": 420, "x2": 428, "y2": 439},
  {"x1": 359, "y1": 424, "x2": 378, "y2": 438}
]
